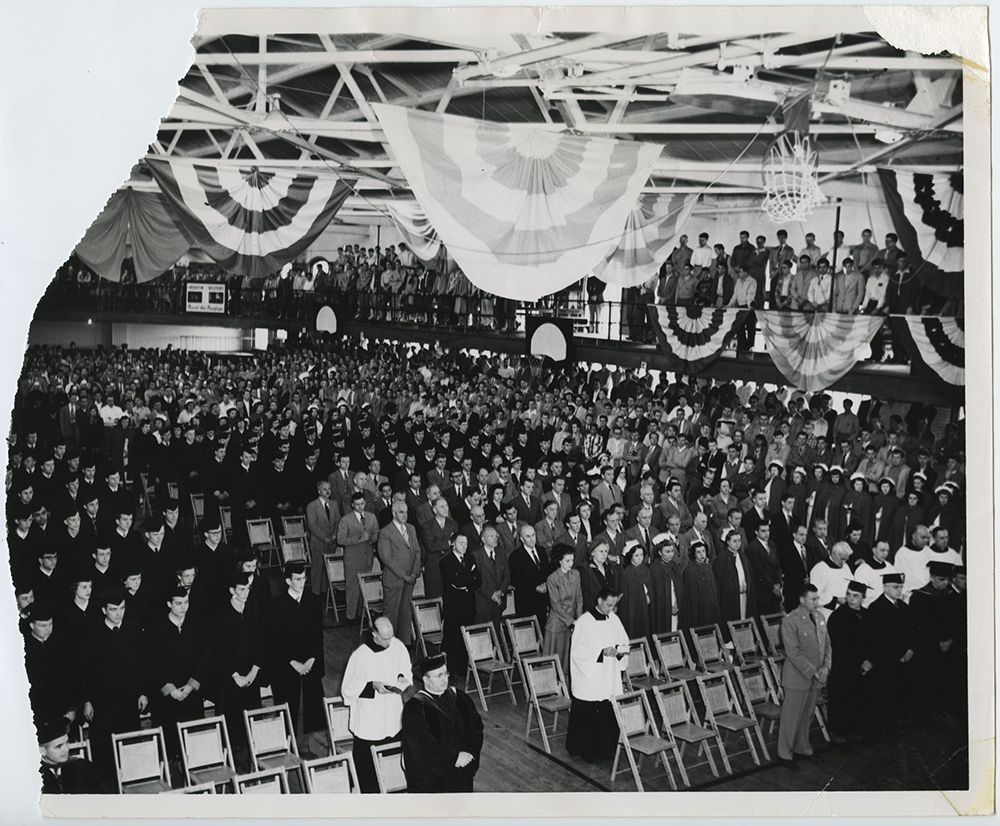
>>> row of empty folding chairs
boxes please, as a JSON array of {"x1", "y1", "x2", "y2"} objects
[{"x1": 108, "y1": 699, "x2": 410, "y2": 794}]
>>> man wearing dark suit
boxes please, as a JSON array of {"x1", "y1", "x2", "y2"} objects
[
  {"x1": 742, "y1": 489, "x2": 771, "y2": 537},
  {"x1": 778, "y1": 524, "x2": 816, "y2": 615},
  {"x1": 658, "y1": 480, "x2": 693, "y2": 534},
  {"x1": 471, "y1": 525, "x2": 510, "y2": 637},
  {"x1": 540, "y1": 477, "x2": 573, "y2": 524},
  {"x1": 376, "y1": 501, "x2": 422, "y2": 645},
  {"x1": 461, "y1": 506, "x2": 489, "y2": 552},
  {"x1": 746, "y1": 522, "x2": 784, "y2": 615},
  {"x1": 563, "y1": 513, "x2": 591, "y2": 568},
  {"x1": 305, "y1": 480, "x2": 340, "y2": 598},
  {"x1": 495, "y1": 503, "x2": 525, "y2": 559},
  {"x1": 418, "y1": 497, "x2": 459, "y2": 600},
  {"x1": 591, "y1": 466, "x2": 624, "y2": 516},
  {"x1": 328, "y1": 455, "x2": 354, "y2": 506},
  {"x1": 805, "y1": 520, "x2": 833, "y2": 572},
  {"x1": 508, "y1": 524, "x2": 548, "y2": 629},
  {"x1": 336, "y1": 492, "x2": 378, "y2": 621},
  {"x1": 509, "y1": 478, "x2": 542, "y2": 525},
  {"x1": 591, "y1": 509, "x2": 627, "y2": 561},
  {"x1": 374, "y1": 484, "x2": 396, "y2": 528},
  {"x1": 624, "y1": 507, "x2": 657, "y2": 560},
  {"x1": 769, "y1": 493, "x2": 798, "y2": 554},
  {"x1": 534, "y1": 500, "x2": 568, "y2": 559},
  {"x1": 777, "y1": 583, "x2": 831, "y2": 767}
]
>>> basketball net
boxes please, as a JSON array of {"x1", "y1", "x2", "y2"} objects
[
  {"x1": 528, "y1": 354, "x2": 546, "y2": 379},
  {"x1": 761, "y1": 131, "x2": 825, "y2": 223}
]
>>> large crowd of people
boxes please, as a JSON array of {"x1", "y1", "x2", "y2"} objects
[{"x1": 9, "y1": 330, "x2": 967, "y2": 792}]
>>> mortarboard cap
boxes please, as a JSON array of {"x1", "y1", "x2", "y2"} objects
[
  {"x1": 846, "y1": 581, "x2": 869, "y2": 594},
  {"x1": 414, "y1": 653, "x2": 447, "y2": 678},
  {"x1": 927, "y1": 560, "x2": 955, "y2": 577},
  {"x1": 37, "y1": 717, "x2": 70, "y2": 746},
  {"x1": 882, "y1": 572, "x2": 904, "y2": 584}
]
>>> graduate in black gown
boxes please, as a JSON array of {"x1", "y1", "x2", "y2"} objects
[
  {"x1": 617, "y1": 542, "x2": 652, "y2": 640},
  {"x1": 825, "y1": 581, "x2": 871, "y2": 741},
  {"x1": 864, "y1": 572, "x2": 915, "y2": 735},
  {"x1": 680, "y1": 539, "x2": 721, "y2": 631},
  {"x1": 401, "y1": 654, "x2": 484, "y2": 792},
  {"x1": 648, "y1": 537, "x2": 684, "y2": 635},
  {"x1": 38, "y1": 718, "x2": 101, "y2": 794},
  {"x1": 439, "y1": 533, "x2": 482, "y2": 676}
]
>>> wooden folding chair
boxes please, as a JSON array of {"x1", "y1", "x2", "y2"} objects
[
  {"x1": 189, "y1": 493, "x2": 205, "y2": 537},
  {"x1": 358, "y1": 572, "x2": 384, "y2": 636},
  {"x1": 522, "y1": 655, "x2": 572, "y2": 754},
  {"x1": 113, "y1": 727, "x2": 172, "y2": 794},
  {"x1": 462, "y1": 622, "x2": 518, "y2": 712},
  {"x1": 304, "y1": 754, "x2": 360, "y2": 794},
  {"x1": 371, "y1": 741, "x2": 407, "y2": 793},
  {"x1": 139, "y1": 473, "x2": 154, "y2": 516},
  {"x1": 504, "y1": 616, "x2": 543, "y2": 701},
  {"x1": 67, "y1": 740, "x2": 92, "y2": 763},
  {"x1": 324, "y1": 696, "x2": 354, "y2": 755},
  {"x1": 167, "y1": 482, "x2": 180, "y2": 501},
  {"x1": 759, "y1": 613, "x2": 785, "y2": 657},
  {"x1": 281, "y1": 515, "x2": 307, "y2": 540},
  {"x1": 246, "y1": 518, "x2": 281, "y2": 570},
  {"x1": 411, "y1": 597, "x2": 444, "y2": 658},
  {"x1": 624, "y1": 638, "x2": 667, "y2": 691},
  {"x1": 280, "y1": 535, "x2": 308, "y2": 564},
  {"x1": 235, "y1": 767, "x2": 289, "y2": 794},
  {"x1": 651, "y1": 682, "x2": 724, "y2": 781},
  {"x1": 610, "y1": 690, "x2": 681, "y2": 791},
  {"x1": 690, "y1": 624, "x2": 736, "y2": 673},
  {"x1": 412, "y1": 572, "x2": 426, "y2": 599},
  {"x1": 324, "y1": 552, "x2": 347, "y2": 620},
  {"x1": 697, "y1": 671, "x2": 769, "y2": 769},
  {"x1": 244, "y1": 704, "x2": 304, "y2": 789},
  {"x1": 219, "y1": 506, "x2": 233, "y2": 545},
  {"x1": 178, "y1": 716, "x2": 236, "y2": 791},
  {"x1": 653, "y1": 632, "x2": 700, "y2": 683},
  {"x1": 735, "y1": 662, "x2": 782, "y2": 744},
  {"x1": 728, "y1": 618, "x2": 769, "y2": 665},
  {"x1": 163, "y1": 782, "x2": 216, "y2": 794}
]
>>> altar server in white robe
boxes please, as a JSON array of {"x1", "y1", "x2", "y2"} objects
[
  {"x1": 808, "y1": 541, "x2": 855, "y2": 620},
  {"x1": 341, "y1": 617, "x2": 413, "y2": 793},
  {"x1": 853, "y1": 540, "x2": 899, "y2": 608},
  {"x1": 565, "y1": 588, "x2": 629, "y2": 764}
]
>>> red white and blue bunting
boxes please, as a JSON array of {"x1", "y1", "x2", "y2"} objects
[
  {"x1": 891, "y1": 316, "x2": 965, "y2": 386},
  {"x1": 756, "y1": 311, "x2": 885, "y2": 392},
  {"x1": 878, "y1": 168, "x2": 963, "y2": 298},
  {"x1": 147, "y1": 158, "x2": 352, "y2": 280},
  {"x1": 647, "y1": 306, "x2": 749, "y2": 373},
  {"x1": 374, "y1": 104, "x2": 661, "y2": 300}
]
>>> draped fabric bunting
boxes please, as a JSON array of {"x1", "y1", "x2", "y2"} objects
[
  {"x1": 757, "y1": 311, "x2": 884, "y2": 392},
  {"x1": 647, "y1": 306, "x2": 749, "y2": 373},
  {"x1": 374, "y1": 103, "x2": 662, "y2": 300},
  {"x1": 590, "y1": 194, "x2": 698, "y2": 287},
  {"x1": 877, "y1": 168, "x2": 963, "y2": 297},
  {"x1": 385, "y1": 200, "x2": 442, "y2": 264},
  {"x1": 147, "y1": 158, "x2": 352, "y2": 279},
  {"x1": 74, "y1": 188, "x2": 193, "y2": 283},
  {"x1": 890, "y1": 316, "x2": 965, "y2": 386}
]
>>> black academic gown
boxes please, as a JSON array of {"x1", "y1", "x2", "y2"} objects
[
  {"x1": 649, "y1": 558, "x2": 683, "y2": 635},
  {"x1": 401, "y1": 688, "x2": 485, "y2": 793},
  {"x1": 865, "y1": 593, "x2": 915, "y2": 733},
  {"x1": 680, "y1": 561, "x2": 721, "y2": 631},
  {"x1": 24, "y1": 632, "x2": 76, "y2": 726},
  {"x1": 826, "y1": 605, "x2": 869, "y2": 736},
  {"x1": 712, "y1": 549, "x2": 758, "y2": 640},
  {"x1": 617, "y1": 562, "x2": 652, "y2": 640},
  {"x1": 269, "y1": 589, "x2": 326, "y2": 733},
  {"x1": 908, "y1": 583, "x2": 960, "y2": 711},
  {"x1": 40, "y1": 758, "x2": 101, "y2": 794}
]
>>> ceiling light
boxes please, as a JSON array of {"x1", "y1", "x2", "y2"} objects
[{"x1": 875, "y1": 128, "x2": 904, "y2": 144}]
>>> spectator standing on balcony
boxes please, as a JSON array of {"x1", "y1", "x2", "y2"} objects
[
  {"x1": 878, "y1": 233, "x2": 902, "y2": 277},
  {"x1": 656, "y1": 261, "x2": 677, "y2": 306},
  {"x1": 771, "y1": 260, "x2": 794, "y2": 310},
  {"x1": 832, "y1": 257, "x2": 863, "y2": 314},
  {"x1": 768, "y1": 229, "x2": 796, "y2": 295},
  {"x1": 805, "y1": 259, "x2": 833, "y2": 312},
  {"x1": 886, "y1": 253, "x2": 924, "y2": 316},
  {"x1": 690, "y1": 233, "x2": 714, "y2": 273},
  {"x1": 789, "y1": 255, "x2": 815, "y2": 310},
  {"x1": 585, "y1": 276, "x2": 605, "y2": 334},
  {"x1": 824, "y1": 230, "x2": 848, "y2": 266},
  {"x1": 729, "y1": 266, "x2": 757, "y2": 354},
  {"x1": 801, "y1": 232, "x2": 823, "y2": 265},
  {"x1": 675, "y1": 264, "x2": 699, "y2": 306},
  {"x1": 851, "y1": 228, "x2": 880, "y2": 276},
  {"x1": 668, "y1": 234, "x2": 692, "y2": 273}
]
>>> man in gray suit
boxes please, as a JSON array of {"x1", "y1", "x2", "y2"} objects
[
  {"x1": 417, "y1": 497, "x2": 458, "y2": 600},
  {"x1": 496, "y1": 502, "x2": 526, "y2": 559},
  {"x1": 377, "y1": 501, "x2": 422, "y2": 645},
  {"x1": 305, "y1": 480, "x2": 340, "y2": 597},
  {"x1": 471, "y1": 524, "x2": 509, "y2": 636},
  {"x1": 336, "y1": 492, "x2": 378, "y2": 622},
  {"x1": 777, "y1": 582, "x2": 832, "y2": 769}
]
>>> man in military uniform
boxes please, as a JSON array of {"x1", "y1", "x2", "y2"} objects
[{"x1": 825, "y1": 581, "x2": 872, "y2": 742}]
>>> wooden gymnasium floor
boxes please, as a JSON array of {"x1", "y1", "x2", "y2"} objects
[{"x1": 291, "y1": 573, "x2": 968, "y2": 794}]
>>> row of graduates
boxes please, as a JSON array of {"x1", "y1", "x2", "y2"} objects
[{"x1": 21, "y1": 545, "x2": 325, "y2": 788}]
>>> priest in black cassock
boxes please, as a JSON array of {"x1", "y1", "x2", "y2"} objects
[
  {"x1": 270, "y1": 562, "x2": 326, "y2": 739},
  {"x1": 401, "y1": 654, "x2": 484, "y2": 793},
  {"x1": 825, "y1": 580, "x2": 871, "y2": 742}
]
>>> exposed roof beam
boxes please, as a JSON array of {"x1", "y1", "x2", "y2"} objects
[
  {"x1": 454, "y1": 33, "x2": 641, "y2": 81},
  {"x1": 194, "y1": 49, "x2": 479, "y2": 66}
]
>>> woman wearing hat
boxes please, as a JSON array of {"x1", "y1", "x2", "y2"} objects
[
  {"x1": 838, "y1": 474, "x2": 874, "y2": 546},
  {"x1": 649, "y1": 536, "x2": 684, "y2": 635},
  {"x1": 617, "y1": 541, "x2": 652, "y2": 640},
  {"x1": 681, "y1": 538, "x2": 721, "y2": 631},
  {"x1": 872, "y1": 477, "x2": 901, "y2": 544},
  {"x1": 578, "y1": 541, "x2": 619, "y2": 613}
]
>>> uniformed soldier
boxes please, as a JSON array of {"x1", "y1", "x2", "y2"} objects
[{"x1": 825, "y1": 581, "x2": 871, "y2": 742}]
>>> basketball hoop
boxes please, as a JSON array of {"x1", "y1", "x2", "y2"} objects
[
  {"x1": 528, "y1": 354, "x2": 546, "y2": 380},
  {"x1": 761, "y1": 131, "x2": 825, "y2": 223}
]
